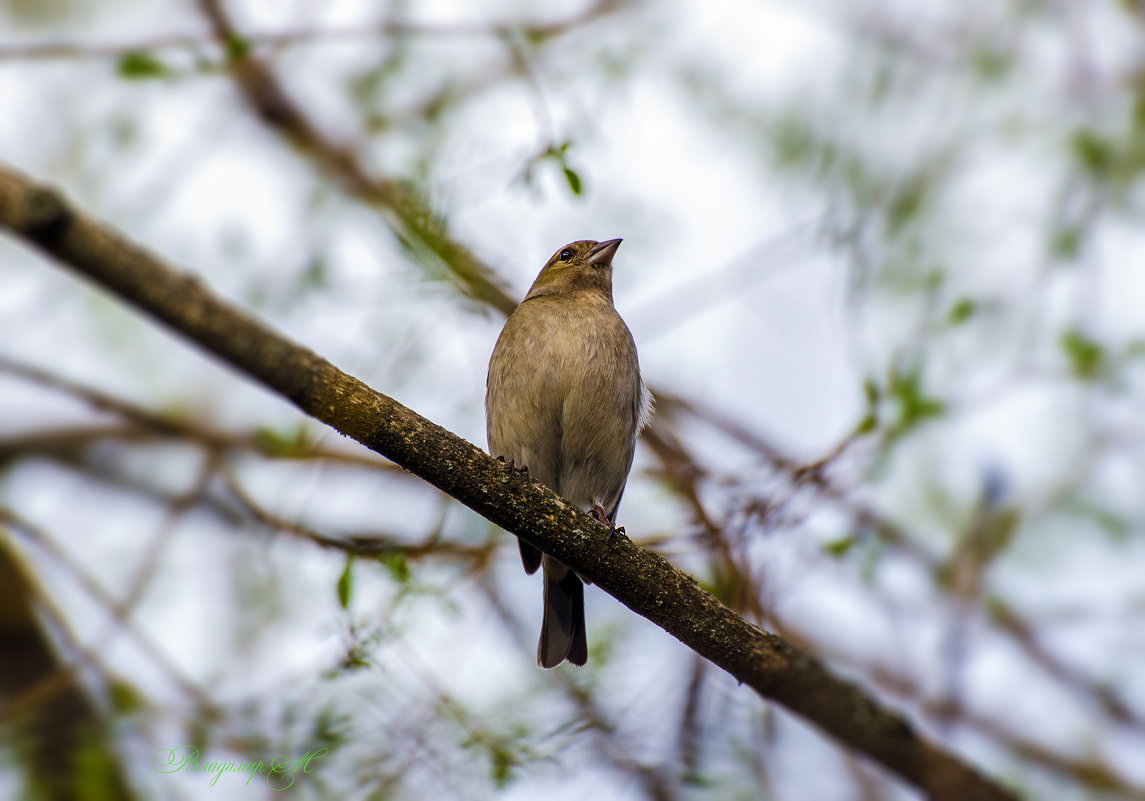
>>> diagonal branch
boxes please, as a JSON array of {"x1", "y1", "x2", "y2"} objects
[{"x1": 0, "y1": 164, "x2": 1017, "y2": 801}]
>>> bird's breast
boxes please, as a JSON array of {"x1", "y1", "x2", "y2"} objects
[{"x1": 486, "y1": 296, "x2": 641, "y2": 508}]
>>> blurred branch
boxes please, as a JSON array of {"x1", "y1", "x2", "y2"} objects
[
  {"x1": 675, "y1": 654, "x2": 709, "y2": 785},
  {"x1": 195, "y1": 0, "x2": 523, "y2": 316},
  {"x1": 988, "y1": 600, "x2": 1145, "y2": 731},
  {"x1": 767, "y1": 596, "x2": 1145, "y2": 798},
  {"x1": 477, "y1": 574, "x2": 678, "y2": 801},
  {"x1": 1, "y1": 508, "x2": 207, "y2": 712},
  {"x1": 218, "y1": 465, "x2": 495, "y2": 567},
  {"x1": 0, "y1": 165, "x2": 1018, "y2": 801},
  {"x1": 0, "y1": 354, "x2": 407, "y2": 472},
  {"x1": 865, "y1": 651, "x2": 1145, "y2": 798},
  {"x1": 0, "y1": 533, "x2": 138, "y2": 801},
  {"x1": 0, "y1": 355, "x2": 493, "y2": 566},
  {"x1": 629, "y1": 221, "x2": 818, "y2": 342},
  {"x1": 641, "y1": 423, "x2": 765, "y2": 621},
  {"x1": 678, "y1": 388, "x2": 1145, "y2": 742},
  {"x1": 657, "y1": 390, "x2": 936, "y2": 562},
  {"x1": 0, "y1": 1, "x2": 628, "y2": 62}
]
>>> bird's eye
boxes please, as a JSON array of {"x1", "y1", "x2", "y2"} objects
[{"x1": 558, "y1": 248, "x2": 573, "y2": 261}]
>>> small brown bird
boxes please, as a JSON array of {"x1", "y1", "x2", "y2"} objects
[{"x1": 486, "y1": 239, "x2": 652, "y2": 668}]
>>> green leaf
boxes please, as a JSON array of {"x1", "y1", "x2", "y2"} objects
[
  {"x1": 981, "y1": 509, "x2": 1021, "y2": 553},
  {"x1": 854, "y1": 378, "x2": 880, "y2": 434},
  {"x1": 563, "y1": 167, "x2": 583, "y2": 196},
  {"x1": 107, "y1": 678, "x2": 145, "y2": 716},
  {"x1": 312, "y1": 704, "x2": 352, "y2": 750},
  {"x1": 946, "y1": 297, "x2": 976, "y2": 325},
  {"x1": 854, "y1": 412, "x2": 877, "y2": 435},
  {"x1": 253, "y1": 424, "x2": 309, "y2": 456},
  {"x1": 117, "y1": 51, "x2": 166, "y2": 80},
  {"x1": 887, "y1": 174, "x2": 927, "y2": 233},
  {"x1": 824, "y1": 535, "x2": 857, "y2": 557},
  {"x1": 378, "y1": 551, "x2": 410, "y2": 584},
  {"x1": 337, "y1": 556, "x2": 353, "y2": 610},
  {"x1": 1050, "y1": 226, "x2": 1083, "y2": 260},
  {"x1": 224, "y1": 32, "x2": 251, "y2": 62},
  {"x1": 863, "y1": 377, "x2": 879, "y2": 406},
  {"x1": 1061, "y1": 328, "x2": 1103, "y2": 379},
  {"x1": 490, "y1": 746, "x2": 514, "y2": 788},
  {"x1": 888, "y1": 368, "x2": 945, "y2": 434},
  {"x1": 72, "y1": 734, "x2": 120, "y2": 801},
  {"x1": 1071, "y1": 130, "x2": 1113, "y2": 177}
]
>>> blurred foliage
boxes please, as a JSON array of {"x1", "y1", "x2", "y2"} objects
[
  {"x1": 1061, "y1": 328, "x2": 1105, "y2": 380},
  {"x1": 1, "y1": 0, "x2": 86, "y2": 27},
  {"x1": 5, "y1": 1, "x2": 1145, "y2": 800},
  {"x1": 336, "y1": 555, "x2": 354, "y2": 609},
  {"x1": 116, "y1": 51, "x2": 167, "y2": 80}
]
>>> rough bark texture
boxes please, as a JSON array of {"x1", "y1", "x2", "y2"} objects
[{"x1": 0, "y1": 165, "x2": 1019, "y2": 801}]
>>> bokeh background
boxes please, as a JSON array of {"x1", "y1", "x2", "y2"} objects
[{"x1": 3, "y1": 0, "x2": 1145, "y2": 798}]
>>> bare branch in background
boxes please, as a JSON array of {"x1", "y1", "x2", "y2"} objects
[{"x1": 0, "y1": 1, "x2": 629, "y2": 62}]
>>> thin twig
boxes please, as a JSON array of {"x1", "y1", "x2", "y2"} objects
[{"x1": 0, "y1": 1, "x2": 630, "y2": 62}]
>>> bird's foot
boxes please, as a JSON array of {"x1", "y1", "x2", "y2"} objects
[
  {"x1": 591, "y1": 504, "x2": 625, "y2": 543},
  {"x1": 590, "y1": 503, "x2": 613, "y2": 528},
  {"x1": 496, "y1": 456, "x2": 529, "y2": 474}
]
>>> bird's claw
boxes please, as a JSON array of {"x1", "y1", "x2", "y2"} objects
[
  {"x1": 590, "y1": 504, "x2": 626, "y2": 542},
  {"x1": 496, "y1": 456, "x2": 529, "y2": 474},
  {"x1": 589, "y1": 505, "x2": 610, "y2": 527}
]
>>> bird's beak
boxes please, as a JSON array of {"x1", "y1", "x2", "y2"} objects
[{"x1": 587, "y1": 238, "x2": 622, "y2": 267}]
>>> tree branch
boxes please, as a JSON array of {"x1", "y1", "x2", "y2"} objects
[{"x1": 0, "y1": 164, "x2": 1018, "y2": 801}]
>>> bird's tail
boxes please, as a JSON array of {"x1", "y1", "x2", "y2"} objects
[{"x1": 537, "y1": 556, "x2": 587, "y2": 668}]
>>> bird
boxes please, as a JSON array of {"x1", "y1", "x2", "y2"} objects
[{"x1": 486, "y1": 238, "x2": 652, "y2": 668}]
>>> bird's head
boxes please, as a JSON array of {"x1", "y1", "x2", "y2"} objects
[{"x1": 524, "y1": 239, "x2": 622, "y2": 301}]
